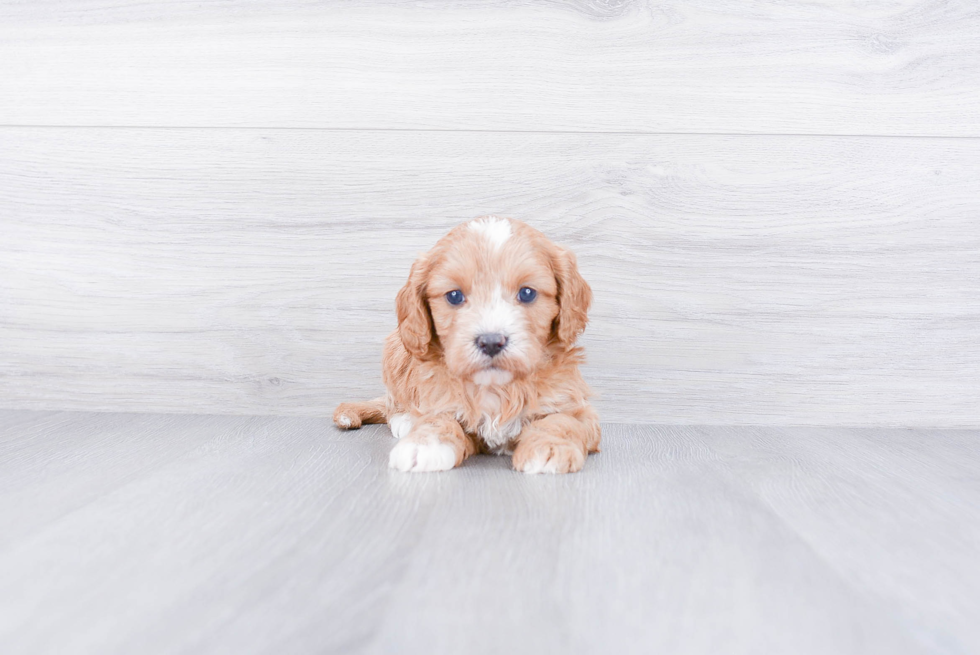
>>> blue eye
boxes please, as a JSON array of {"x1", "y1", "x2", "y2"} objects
[
  {"x1": 445, "y1": 289, "x2": 465, "y2": 305},
  {"x1": 518, "y1": 287, "x2": 537, "y2": 303}
]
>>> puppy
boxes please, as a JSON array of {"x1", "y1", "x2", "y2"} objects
[{"x1": 333, "y1": 216, "x2": 600, "y2": 473}]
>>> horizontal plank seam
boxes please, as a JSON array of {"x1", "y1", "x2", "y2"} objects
[{"x1": 1, "y1": 124, "x2": 979, "y2": 139}]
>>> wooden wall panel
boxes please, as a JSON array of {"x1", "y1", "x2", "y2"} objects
[
  {"x1": 1, "y1": 1, "x2": 978, "y2": 134},
  {"x1": 2, "y1": 128, "x2": 977, "y2": 425}
]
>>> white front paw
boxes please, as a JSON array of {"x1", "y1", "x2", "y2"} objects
[
  {"x1": 388, "y1": 439, "x2": 457, "y2": 472},
  {"x1": 387, "y1": 413, "x2": 414, "y2": 440}
]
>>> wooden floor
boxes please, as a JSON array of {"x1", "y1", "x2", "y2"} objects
[{"x1": 0, "y1": 411, "x2": 977, "y2": 654}]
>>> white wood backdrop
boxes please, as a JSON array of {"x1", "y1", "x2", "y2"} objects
[
  {"x1": 1, "y1": 1, "x2": 979, "y2": 134},
  {"x1": 1, "y1": 1, "x2": 978, "y2": 425}
]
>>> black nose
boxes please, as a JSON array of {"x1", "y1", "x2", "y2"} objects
[{"x1": 475, "y1": 333, "x2": 508, "y2": 358}]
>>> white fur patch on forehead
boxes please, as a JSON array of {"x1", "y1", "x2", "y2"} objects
[{"x1": 467, "y1": 216, "x2": 512, "y2": 249}]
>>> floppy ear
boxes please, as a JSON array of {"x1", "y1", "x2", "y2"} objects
[
  {"x1": 552, "y1": 246, "x2": 592, "y2": 346},
  {"x1": 396, "y1": 255, "x2": 438, "y2": 359}
]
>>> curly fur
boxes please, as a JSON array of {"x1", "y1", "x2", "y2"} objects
[{"x1": 334, "y1": 217, "x2": 600, "y2": 473}]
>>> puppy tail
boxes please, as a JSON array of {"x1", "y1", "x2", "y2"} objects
[{"x1": 333, "y1": 396, "x2": 387, "y2": 430}]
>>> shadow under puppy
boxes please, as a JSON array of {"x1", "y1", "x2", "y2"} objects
[{"x1": 334, "y1": 217, "x2": 600, "y2": 473}]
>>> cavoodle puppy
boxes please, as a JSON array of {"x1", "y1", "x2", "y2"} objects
[{"x1": 334, "y1": 216, "x2": 600, "y2": 473}]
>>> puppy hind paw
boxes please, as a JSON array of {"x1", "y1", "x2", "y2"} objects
[
  {"x1": 388, "y1": 439, "x2": 458, "y2": 472},
  {"x1": 332, "y1": 404, "x2": 362, "y2": 430}
]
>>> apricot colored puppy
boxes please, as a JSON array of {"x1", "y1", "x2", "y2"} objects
[{"x1": 334, "y1": 217, "x2": 600, "y2": 473}]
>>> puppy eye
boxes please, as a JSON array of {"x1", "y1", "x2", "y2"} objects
[
  {"x1": 518, "y1": 287, "x2": 537, "y2": 303},
  {"x1": 445, "y1": 289, "x2": 465, "y2": 306}
]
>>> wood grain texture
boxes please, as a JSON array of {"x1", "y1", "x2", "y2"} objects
[
  {"x1": 1, "y1": 1, "x2": 979, "y2": 134},
  {"x1": 2, "y1": 128, "x2": 979, "y2": 425},
  {"x1": 1, "y1": 410, "x2": 978, "y2": 654}
]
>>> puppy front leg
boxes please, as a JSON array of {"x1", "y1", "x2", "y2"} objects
[
  {"x1": 388, "y1": 414, "x2": 478, "y2": 472},
  {"x1": 512, "y1": 412, "x2": 601, "y2": 474}
]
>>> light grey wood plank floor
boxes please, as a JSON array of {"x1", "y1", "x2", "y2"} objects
[
  {"x1": 1, "y1": 411, "x2": 977, "y2": 654},
  {"x1": 3, "y1": 129, "x2": 978, "y2": 425},
  {"x1": 1, "y1": 1, "x2": 978, "y2": 134}
]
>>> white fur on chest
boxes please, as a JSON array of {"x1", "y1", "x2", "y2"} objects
[
  {"x1": 470, "y1": 385, "x2": 524, "y2": 453},
  {"x1": 477, "y1": 414, "x2": 523, "y2": 453}
]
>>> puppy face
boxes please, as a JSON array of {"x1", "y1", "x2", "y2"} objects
[{"x1": 396, "y1": 217, "x2": 591, "y2": 383}]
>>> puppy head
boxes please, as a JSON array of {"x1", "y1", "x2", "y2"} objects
[{"x1": 396, "y1": 217, "x2": 591, "y2": 383}]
